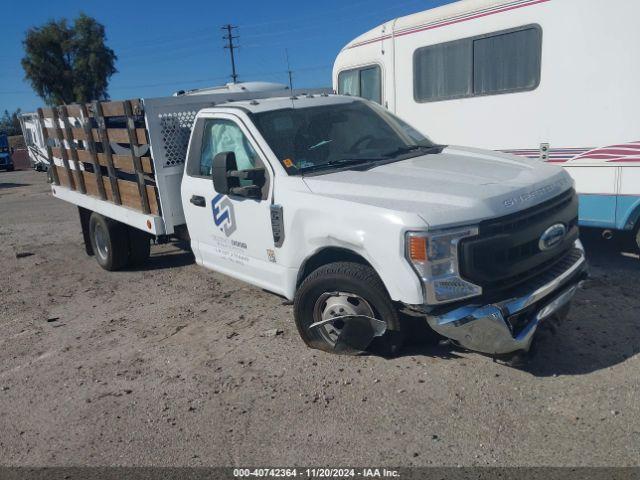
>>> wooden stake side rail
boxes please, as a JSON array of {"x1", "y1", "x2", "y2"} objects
[{"x1": 42, "y1": 99, "x2": 160, "y2": 216}]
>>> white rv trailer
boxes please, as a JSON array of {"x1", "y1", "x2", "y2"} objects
[
  {"x1": 19, "y1": 112, "x2": 49, "y2": 170},
  {"x1": 333, "y1": 0, "x2": 640, "y2": 246}
]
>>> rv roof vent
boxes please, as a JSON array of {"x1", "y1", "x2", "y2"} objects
[{"x1": 250, "y1": 100, "x2": 260, "y2": 106}]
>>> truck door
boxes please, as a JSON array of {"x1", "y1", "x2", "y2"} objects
[{"x1": 182, "y1": 114, "x2": 285, "y2": 293}]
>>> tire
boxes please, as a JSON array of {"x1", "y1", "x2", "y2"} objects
[
  {"x1": 89, "y1": 213, "x2": 129, "y2": 271},
  {"x1": 294, "y1": 261, "x2": 403, "y2": 356},
  {"x1": 128, "y1": 227, "x2": 151, "y2": 266}
]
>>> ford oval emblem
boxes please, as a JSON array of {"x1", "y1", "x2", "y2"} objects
[{"x1": 539, "y1": 224, "x2": 567, "y2": 251}]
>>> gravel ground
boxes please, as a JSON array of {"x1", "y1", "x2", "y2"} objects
[{"x1": 0, "y1": 169, "x2": 639, "y2": 467}]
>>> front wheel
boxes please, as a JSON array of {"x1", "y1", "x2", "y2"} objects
[{"x1": 294, "y1": 261, "x2": 403, "y2": 356}]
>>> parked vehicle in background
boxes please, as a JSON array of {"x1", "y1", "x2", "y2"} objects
[
  {"x1": 333, "y1": 0, "x2": 640, "y2": 253},
  {"x1": 0, "y1": 134, "x2": 14, "y2": 171},
  {"x1": 19, "y1": 112, "x2": 49, "y2": 171},
  {"x1": 37, "y1": 80, "x2": 587, "y2": 358}
]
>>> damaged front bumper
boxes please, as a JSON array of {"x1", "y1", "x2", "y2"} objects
[{"x1": 409, "y1": 241, "x2": 588, "y2": 355}]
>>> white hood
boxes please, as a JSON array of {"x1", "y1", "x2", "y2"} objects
[{"x1": 302, "y1": 146, "x2": 574, "y2": 229}]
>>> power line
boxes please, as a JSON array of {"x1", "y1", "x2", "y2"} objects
[{"x1": 222, "y1": 24, "x2": 240, "y2": 83}]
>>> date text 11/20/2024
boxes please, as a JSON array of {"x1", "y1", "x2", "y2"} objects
[{"x1": 232, "y1": 468, "x2": 400, "y2": 478}]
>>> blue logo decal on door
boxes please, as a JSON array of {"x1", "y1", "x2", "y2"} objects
[{"x1": 212, "y1": 194, "x2": 237, "y2": 237}]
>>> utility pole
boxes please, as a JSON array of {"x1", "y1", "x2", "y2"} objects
[
  {"x1": 285, "y1": 49, "x2": 294, "y2": 91},
  {"x1": 222, "y1": 24, "x2": 239, "y2": 83}
]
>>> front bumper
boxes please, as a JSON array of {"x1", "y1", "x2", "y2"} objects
[{"x1": 416, "y1": 241, "x2": 588, "y2": 355}]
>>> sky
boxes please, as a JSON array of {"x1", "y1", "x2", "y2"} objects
[{"x1": 0, "y1": 0, "x2": 454, "y2": 114}]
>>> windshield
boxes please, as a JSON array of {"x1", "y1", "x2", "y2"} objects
[{"x1": 252, "y1": 99, "x2": 437, "y2": 175}]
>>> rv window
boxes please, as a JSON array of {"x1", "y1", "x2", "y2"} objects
[
  {"x1": 337, "y1": 65, "x2": 382, "y2": 104},
  {"x1": 338, "y1": 70, "x2": 359, "y2": 97},
  {"x1": 413, "y1": 25, "x2": 541, "y2": 102},
  {"x1": 360, "y1": 67, "x2": 382, "y2": 104},
  {"x1": 473, "y1": 28, "x2": 541, "y2": 95},
  {"x1": 414, "y1": 40, "x2": 472, "y2": 102}
]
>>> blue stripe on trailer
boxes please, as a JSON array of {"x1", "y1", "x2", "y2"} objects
[
  {"x1": 578, "y1": 194, "x2": 640, "y2": 230},
  {"x1": 578, "y1": 194, "x2": 617, "y2": 229},
  {"x1": 616, "y1": 195, "x2": 640, "y2": 231}
]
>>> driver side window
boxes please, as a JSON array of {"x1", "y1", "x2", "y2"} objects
[{"x1": 199, "y1": 119, "x2": 259, "y2": 177}]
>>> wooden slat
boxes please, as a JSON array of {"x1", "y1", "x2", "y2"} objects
[
  {"x1": 93, "y1": 101, "x2": 121, "y2": 205},
  {"x1": 81, "y1": 171, "x2": 98, "y2": 198},
  {"x1": 100, "y1": 128, "x2": 147, "y2": 145},
  {"x1": 66, "y1": 105, "x2": 82, "y2": 118},
  {"x1": 53, "y1": 166, "x2": 71, "y2": 188},
  {"x1": 71, "y1": 127, "x2": 87, "y2": 141},
  {"x1": 61, "y1": 155, "x2": 160, "y2": 216},
  {"x1": 123, "y1": 100, "x2": 150, "y2": 214},
  {"x1": 41, "y1": 107, "x2": 54, "y2": 119},
  {"x1": 60, "y1": 106, "x2": 86, "y2": 194},
  {"x1": 115, "y1": 179, "x2": 158, "y2": 215},
  {"x1": 146, "y1": 185, "x2": 159, "y2": 216},
  {"x1": 51, "y1": 108, "x2": 76, "y2": 191},
  {"x1": 49, "y1": 126, "x2": 146, "y2": 145},
  {"x1": 80, "y1": 104, "x2": 107, "y2": 201},
  {"x1": 75, "y1": 150, "x2": 153, "y2": 174},
  {"x1": 54, "y1": 147, "x2": 154, "y2": 175},
  {"x1": 37, "y1": 108, "x2": 59, "y2": 185},
  {"x1": 95, "y1": 99, "x2": 142, "y2": 117}
]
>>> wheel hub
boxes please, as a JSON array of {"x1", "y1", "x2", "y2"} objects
[
  {"x1": 314, "y1": 292, "x2": 375, "y2": 345},
  {"x1": 94, "y1": 224, "x2": 109, "y2": 260}
]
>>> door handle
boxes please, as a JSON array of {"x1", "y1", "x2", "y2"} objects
[{"x1": 190, "y1": 195, "x2": 206, "y2": 207}]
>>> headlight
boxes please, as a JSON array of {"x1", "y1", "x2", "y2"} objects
[{"x1": 405, "y1": 227, "x2": 482, "y2": 305}]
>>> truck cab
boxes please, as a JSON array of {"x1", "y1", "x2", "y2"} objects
[
  {"x1": 0, "y1": 134, "x2": 14, "y2": 171},
  {"x1": 179, "y1": 94, "x2": 587, "y2": 356}
]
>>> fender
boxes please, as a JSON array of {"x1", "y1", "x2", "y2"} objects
[{"x1": 279, "y1": 198, "x2": 426, "y2": 305}]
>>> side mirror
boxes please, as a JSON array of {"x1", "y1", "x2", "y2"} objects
[
  {"x1": 212, "y1": 151, "x2": 238, "y2": 195},
  {"x1": 212, "y1": 151, "x2": 266, "y2": 199}
]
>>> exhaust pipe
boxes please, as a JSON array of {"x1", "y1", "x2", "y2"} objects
[{"x1": 602, "y1": 230, "x2": 614, "y2": 240}]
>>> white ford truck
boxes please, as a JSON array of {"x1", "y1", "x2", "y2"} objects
[{"x1": 40, "y1": 84, "x2": 587, "y2": 356}]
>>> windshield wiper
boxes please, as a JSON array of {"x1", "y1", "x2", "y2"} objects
[
  {"x1": 298, "y1": 157, "x2": 381, "y2": 174},
  {"x1": 382, "y1": 144, "x2": 444, "y2": 158}
]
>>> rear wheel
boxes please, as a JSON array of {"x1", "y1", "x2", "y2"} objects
[
  {"x1": 294, "y1": 261, "x2": 403, "y2": 356},
  {"x1": 89, "y1": 213, "x2": 129, "y2": 271}
]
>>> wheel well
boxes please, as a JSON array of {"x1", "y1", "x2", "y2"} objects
[{"x1": 296, "y1": 247, "x2": 373, "y2": 288}]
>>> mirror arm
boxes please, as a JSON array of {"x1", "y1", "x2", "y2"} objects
[
  {"x1": 227, "y1": 168, "x2": 265, "y2": 182},
  {"x1": 229, "y1": 185, "x2": 262, "y2": 199}
]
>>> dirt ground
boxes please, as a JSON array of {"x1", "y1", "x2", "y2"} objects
[{"x1": 0, "y1": 169, "x2": 639, "y2": 467}]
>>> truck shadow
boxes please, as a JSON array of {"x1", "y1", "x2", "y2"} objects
[
  {"x1": 0, "y1": 182, "x2": 29, "y2": 190},
  {"x1": 521, "y1": 230, "x2": 640, "y2": 376},
  {"x1": 395, "y1": 229, "x2": 640, "y2": 375},
  {"x1": 127, "y1": 242, "x2": 195, "y2": 272}
]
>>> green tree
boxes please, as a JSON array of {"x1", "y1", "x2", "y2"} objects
[
  {"x1": 0, "y1": 109, "x2": 22, "y2": 136},
  {"x1": 21, "y1": 14, "x2": 117, "y2": 106}
]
